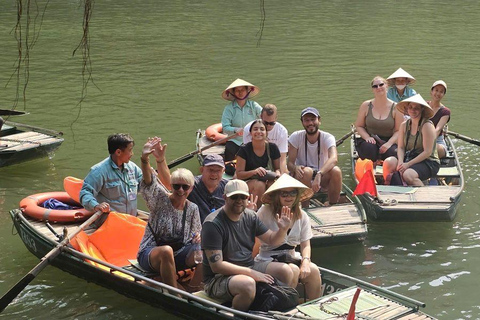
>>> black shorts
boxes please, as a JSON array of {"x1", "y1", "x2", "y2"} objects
[{"x1": 410, "y1": 160, "x2": 440, "y2": 181}]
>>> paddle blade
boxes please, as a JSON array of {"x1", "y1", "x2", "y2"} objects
[
  {"x1": 0, "y1": 109, "x2": 27, "y2": 116},
  {"x1": 353, "y1": 168, "x2": 377, "y2": 197},
  {"x1": 0, "y1": 273, "x2": 36, "y2": 312}
]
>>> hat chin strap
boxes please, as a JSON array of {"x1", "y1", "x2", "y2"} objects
[{"x1": 229, "y1": 88, "x2": 253, "y2": 101}]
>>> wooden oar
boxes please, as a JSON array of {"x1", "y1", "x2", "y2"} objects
[
  {"x1": 167, "y1": 132, "x2": 239, "y2": 169},
  {"x1": 445, "y1": 129, "x2": 480, "y2": 147},
  {"x1": 4, "y1": 121, "x2": 63, "y2": 136},
  {"x1": 336, "y1": 125, "x2": 356, "y2": 147},
  {"x1": 0, "y1": 210, "x2": 103, "y2": 312},
  {"x1": 0, "y1": 109, "x2": 27, "y2": 116}
]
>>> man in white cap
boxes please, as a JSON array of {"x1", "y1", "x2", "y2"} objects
[
  {"x1": 243, "y1": 104, "x2": 289, "y2": 173},
  {"x1": 221, "y1": 78, "x2": 262, "y2": 163},
  {"x1": 287, "y1": 107, "x2": 342, "y2": 205},
  {"x1": 201, "y1": 179, "x2": 293, "y2": 311}
]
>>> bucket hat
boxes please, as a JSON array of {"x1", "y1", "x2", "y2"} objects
[
  {"x1": 431, "y1": 80, "x2": 447, "y2": 94},
  {"x1": 222, "y1": 78, "x2": 260, "y2": 101},
  {"x1": 261, "y1": 174, "x2": 314, "y2": 204},
  {"x1": 387, "y1": 68, "x2": 416, "y2": 85},
  {"x1": 395, "y1": 94, "x2": 434, "y2": 118}
]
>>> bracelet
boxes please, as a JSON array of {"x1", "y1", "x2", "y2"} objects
[
  {"x1": 140, "y1": 157, "x2": 149, "y2": 164},
  {"x1": 302, "y1": 257, "x2": 311, "y2": 261},
  {"x1": 156, "y1": 159, "x2": 165, "y2": 164}
]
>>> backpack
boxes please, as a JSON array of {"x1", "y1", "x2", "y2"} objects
[{"x1": 249, "y1": 280, "x2": 299, "y2": 312}]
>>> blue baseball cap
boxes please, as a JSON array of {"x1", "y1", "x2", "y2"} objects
[
  {"x1": 203, "y1": 154, "x2": 225, "y2": 168},
  {"x1": 301, "y1": 107, "x2": 320, "y2": 118}
]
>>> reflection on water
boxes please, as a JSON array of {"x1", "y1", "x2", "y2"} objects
[{"x1": 1, "y1": 0, "x2": 480, "y2": 318}]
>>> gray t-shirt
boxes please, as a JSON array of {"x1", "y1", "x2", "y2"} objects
[{"x1": 201, "y1": 208, "x2": 269, "y2": 283}]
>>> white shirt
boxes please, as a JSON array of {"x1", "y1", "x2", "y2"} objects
[
  {"x1": 243, "y1": 121, "x2": 289, "y2": 153},
  {"x1": 255, "y1": 204, "x2": 312, "y2": 261},
  {"x1": 288, "y1": 130, "x2": 336, "y2": 170}
]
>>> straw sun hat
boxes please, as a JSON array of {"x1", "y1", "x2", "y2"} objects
[
  {"x1": 387, "y1": 67, "x2": 416, "y2": 86},
  {"x1": 221, "y1": 78, "x2": 260, "y2": 101},
  {"x1": 261, "y1": 174, "x2": 314, "y2": 204},
  {"x1": 395, "y1": 94, "x2": 434, "y2": 118}
]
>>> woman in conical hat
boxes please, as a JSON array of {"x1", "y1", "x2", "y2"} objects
[
  {"x1": 253, "y1": 174, "x2": 321, "y2": 300},
  {"x1": 427, "y1": 80, "x2": 450, "y2": 158},
  {"x1": 386, "y1": 67, "x2": 417, "y2": 103},
  {"x1": 383, "y1": 94, "x2": 440, "y2": 186},
  {"x1": 220, "y1": 78, "x2": 262, "y2": 162}
]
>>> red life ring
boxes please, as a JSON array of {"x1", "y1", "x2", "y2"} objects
[
  {"x1": 20, "y1": 191, "x2": 93, "y2": 222},
  {"x1": 206, "y1": 123, "x2": 228, "y2": 142}
]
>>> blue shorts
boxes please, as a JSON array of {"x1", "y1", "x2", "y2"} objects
[{"x1": 137, "y1": 243, "x2": 195, "y2": 273}]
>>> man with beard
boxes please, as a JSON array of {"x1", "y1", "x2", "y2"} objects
[
  {"x1": 202, "y1": 179, "x2": 293, "y2": 311},
  {"x1": 287, "y1": 107, "x2": 342, "y2": 205}
]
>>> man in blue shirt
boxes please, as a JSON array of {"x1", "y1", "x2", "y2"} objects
[{"x1": 80, "y1": 133, "x2": 142, "y2": 222}]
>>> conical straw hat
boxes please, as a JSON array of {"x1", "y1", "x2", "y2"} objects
[
  {"x1": 395, "y1": 94, "x2": 434, "y2": 118},
  {"x1": 261, "y1": 174, "x2": 314, "y2": 204},
  {"x1": 387, "y1": 67, "x2": 416, "y2": 85},
  {"x1": 222, "y1": 78, "x2": 260, "y2": 101}
]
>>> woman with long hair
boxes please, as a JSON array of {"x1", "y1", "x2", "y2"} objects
[
  {"x1": 235, "y1": 119, "x2": 281, "y2": 207},
  {"x1": 355, "y1": 76, "x2": 404, "y2": 163},
  {"x1": 254, "y1": 174, "x2": 321, "y2": 300},
  {"x1": 384, "y1": 94, "x2": 440, "y2": 186}
]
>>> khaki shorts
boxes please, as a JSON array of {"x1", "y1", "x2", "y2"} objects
[
  {"x1": 204, "y1": 262, "x2": 266, "y2": 301},
  {"x1": 204, "y1": 274, "x2": 234, "y2": 302}
]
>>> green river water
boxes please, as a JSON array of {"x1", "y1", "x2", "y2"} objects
[{"x1": 1, "y1": 0, "x2": 479, "y2": 318}]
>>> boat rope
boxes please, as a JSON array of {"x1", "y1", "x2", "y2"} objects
[{"x1": 0, "y1": 138, "x2": 41, "y2": 145}]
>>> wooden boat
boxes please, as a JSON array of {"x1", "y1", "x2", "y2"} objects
[
  {"x1": 0, "y1": 121, "x2": 64, "y2": 167},
  {"x1": 350, "y1": 133, "x2": 464, "y2": 222},
  {"x1": 8, "y1": 208, "x2": 435, "y2": 319},
  {"x1": 196, "y1": 129, "x2": 368, "y2": 246}
]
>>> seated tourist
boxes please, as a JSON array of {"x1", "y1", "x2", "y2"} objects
[
  {"x1": 255, "y1": 174, "x2": 321, "y2": 300},
  {"x1": 427, "y1": 80, "x2": 450, "y2": 159},
  {"x1": 202, "y1": 179, "x2": 293, "y2": 311},
  {"x1": 243, "y1": 104, "x2": 289, "y2": 173},
  {"x1": 236, "y1": 120, "x2": 281, "y2": 207},
  {"x1": 383, "y1": 94, "x2": 440, "y2": 186},
  {"x1": 287, "y1": 107, "x2": 342, "y2": 206},
  {"x1": 355, "y1": 76, "x2": 403, "y2": 163},
  {"x1": 153, "y1": 137, "x2": 228, "y2": 222},
  {"x1": 137, "y1": 137, "x2": 202, "y2": 291}
]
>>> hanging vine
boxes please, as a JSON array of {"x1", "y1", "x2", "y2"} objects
[
  {"x1": 6, "y1": 0, "x2": 48, "y2": 121},
  {"x1": 256, "y1": 0, "x2": 266, "y2": 47}
]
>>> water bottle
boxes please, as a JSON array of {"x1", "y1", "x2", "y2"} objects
[{"x1": 193, "y1": 243, "x2": 203, "y2": 264}]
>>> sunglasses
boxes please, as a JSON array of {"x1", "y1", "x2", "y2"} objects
[
  {"x1": 229, "y1": 194, "x2": 249, "y2": 201},
  {"x1": 172, "y1": 184, "x2": 190, "y2": 191},
  {"x1": 263, "y1": 121, "x2": 276, "y2": 126},
  {"x1": 371, "y1": 83, "x2": 385, "y2": 89},
  {"x1": 280, "y1": 190, "x2": 298, "y2": 198}
]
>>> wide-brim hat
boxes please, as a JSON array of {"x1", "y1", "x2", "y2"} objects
[
  {"x1": 222, "y1": 78, "x2": 260, "y2": 101},
  {"x1": 395, "y1": 94, "x2": 434, "y2": 118},
  {"x1": 387, "y1": 67, "x2": 416, "y2": 85},
  {"x1": 431, "y1": 80, "x2": 447, "y2": 93},
  {"x1": 261, "y1": 174, "x2": 314, "y2": 204}
]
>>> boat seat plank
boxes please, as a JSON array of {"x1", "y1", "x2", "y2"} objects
[
  {"x1": 297, "y1": 286, "x2": 412, "y2": 319},
  {"x1": 435, "y1": 166, "x2": 460, "y2": 177},
  {"x1": 8, "y1": 137, "x2": 63, "y2": 152}
]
